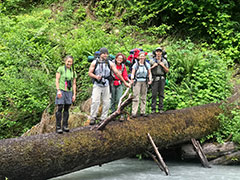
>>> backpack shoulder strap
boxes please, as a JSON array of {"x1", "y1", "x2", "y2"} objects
[
  {"x1": 135, "y1": 60, "x2": 140, "y2": 72},
  {"x1": 93, "y1": 58, "x2": 99, "y2": 74},
  {"x1": 144, "y1": 61, "x2": 149, "y2": 71},
  {"x1": 107, "y1": 60, "x2": 111, "y2": 71}
]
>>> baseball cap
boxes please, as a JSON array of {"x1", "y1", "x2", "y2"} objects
[{"x1": 155, "y1": 47, "x2": 162, "y2": 52}]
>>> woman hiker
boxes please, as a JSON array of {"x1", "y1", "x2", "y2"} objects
[
  {"x1": 55, "y1": 55, "x2": 77, "y2": 134},
  {"x1": 110, "y1": 53, "x2": 131, "y2": 121},
  {"x1": 130, "y1": 51, "x2": 152, "y2": 118}
]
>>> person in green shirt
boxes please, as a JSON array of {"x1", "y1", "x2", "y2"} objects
[{"x1": 55, "y1": 55, "x2": 77, "y2": 134}]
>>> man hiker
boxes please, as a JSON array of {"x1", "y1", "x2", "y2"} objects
[
  {"x1": 88, "y1": 47, "x2": 131, "y2": 125},
  {"x1": 150, "y1": 47, "x2": 169, "y2": 113}
]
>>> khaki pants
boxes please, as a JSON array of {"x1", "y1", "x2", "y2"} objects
[
  {"x1": 90, "y1": 84, "x2": 111, "y2": 120},
  {"x1": 132, "y1": 81, "x2": 148, "y2": 116}
]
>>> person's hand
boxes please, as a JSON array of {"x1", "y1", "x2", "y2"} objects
[
  {"x1": 96, "y1": 75, "x2": 102, "y2": 80},
  {"x1": 148, "y1": 80, "x2": 152, "y2": 85},
  {"x1": 124, "y1": 81, "x2": 131, "y2": 88},
  {"x1": 72, "y1": 95, "x2": 76, "y2": 102},
  {"x1": 57, "y1": 90, "x2": 62, "y2": 99},
  {"x1": 153, "y1": 63, "x2": 158, "y2": 68},
  {"x1": 131, "y1": 79, "x2": 134, "y2": 84},
  {"x1": 159, "y1": 62, "x2": 164, "y2": 67}
]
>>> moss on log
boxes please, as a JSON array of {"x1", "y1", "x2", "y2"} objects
[{"x1": 0, "y1": 103, "x2": 222, "y2": 180}]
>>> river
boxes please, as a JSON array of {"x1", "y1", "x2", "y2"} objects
[{"x1": 50, "y1": 158, "x2": 240, "y2": 180}]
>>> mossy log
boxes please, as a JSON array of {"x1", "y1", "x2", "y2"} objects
[{"x1": 0, "y1": 103, "x2": 222, "y2": 180}]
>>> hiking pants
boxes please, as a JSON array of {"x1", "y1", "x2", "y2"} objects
[
  {"x1": 55, "y1": 104, "x2": 71, "y2": 130},
  {"x1": 110, "y1": 84, "x2": 123, "y2": 113},
  {"x1": 90, "y1": 84, "x2": 111, "y2": 121},
  {"x1": 132, "y1": 81, "x2": 148, "y2": 116},
  {"x1": 151, "y1": 77, "x2": 165, "y2": 112}
]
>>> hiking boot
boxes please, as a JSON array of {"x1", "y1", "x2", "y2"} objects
[
  {"x1": 131, "y1": 114, "x2": 137, "y2": 118},
  {"x1": 119, "y1": 115, "x2": 124, "y2": 122},
  {"x1": 159, "y1": 110, "x2": 164, "y2": 114},
  {"x1": 62, "y1": 126, "x2": 69, "y2": 132},
  {"x1": 152, "y1": 110, "x2": 156, "y2": 114},
  {"x1": 141, "y1": 113, "x2": 148, "y2": 117},
  {"x1": 56, "y1": 128, "x2": 63, "y2": 134},
  {"x1": 90, "y1": 119, "x2": 95, "y2": 125}
]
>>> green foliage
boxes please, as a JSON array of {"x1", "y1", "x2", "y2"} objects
[
  {"x1": 0, "y1": 0, "x2": 238, "y2": 140},
  {"x1": 92, "y1": 0, "x2": 240, "y2": 62},
  {"x1": 202, "y1": 105, "x2": 240, "y2": 144},
  {"x1": 164, "y1": 40, "x2": 232, "y2": 110},
  {"x1": 0, "y1": 9, "x2": 58, "y2": 139}
]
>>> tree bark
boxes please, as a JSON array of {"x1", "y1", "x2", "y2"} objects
[
  {"x1": 181, "y1": 141, "x2": 240, "y2": 165},
  {"x1": 0, "y1": 103, "x2": 222, "y2": 180}
]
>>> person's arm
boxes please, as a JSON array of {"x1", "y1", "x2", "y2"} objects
[
  {"x1": 122, "y1": 65, "x2": 131, "y2": 83},
  {"x1": 72, "y1": 77, "x2": 76, "y2": 102},
  {"x1": 56, "y1": 72, "x2": 62, "y2": 98},
  {"x1": 88, "y1": 61, "x2": 101, "y2": 81},
  {"x1": 111, "y1": 62, "x2": 130, "y2": 88},
  {"x1": 148, "y1": 69, "x2": 152, "y2": 85},
  {"x1": 130, "y1": 68, "x2": 136, "y2": 85},
  {"x1": 150, "y1": 59, "x2": 158, "y2": 70},
  {"x1": 159, "y1": 62, "x2": 169, "y2": 73}
]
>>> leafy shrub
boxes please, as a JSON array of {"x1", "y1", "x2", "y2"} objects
[
  {"x1": 0, "y1": 0, "x2": 236, "y2": 140},
  {"x1": 202, "y1": 106, "x2": 240, "y2": 144},
  {"x1": 164, "y1": 40, "x2": 232, "y2": 110}
]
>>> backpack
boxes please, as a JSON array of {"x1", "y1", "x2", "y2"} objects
[
  {"x1": 133, "y1": 60, "x2": 150, "y2": 83},
  {"x1": 92, "y1": 58, "x2": 114, "y2": 85},
  {"x1": 152, "y1": 50, "x2": 169, "y2": 76},
  {"x1": 88, "y1": 51, "x2": 115, "y2": 62},
  {"x1": 126, "y1": 48, "x2": 144, "y2": 71}
]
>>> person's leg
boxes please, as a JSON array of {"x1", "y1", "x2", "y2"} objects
[
  {"x1": 140, "y1": 82, "x2": 148, "y2": 115},
  {"x1": 132, "y1": 82, "x2": 141, "y2": 117},
  {"x1": 115, "y1": 85, "x2": 123, "y2": 108},
  {"x1": 100, "y1": 86, "x2": 111, "y2": 121},
  {"x1": 55, "y1": 104, "x2": 63, "y2": 133},
  {"x1": 151, "y1": 80, "x2": 158, "y2": 113},
  {"x1": 90, "y1": 84, "x2": 102, "y2": 124},
  {"x1": 116, "y1": 85, "x2": 124, "y2": 121},
  {"x1": 158, "y1": 78, "x2": 166, "y2": 112},
  {"x1": 110, "y1": 85, "x2": 117, "y2": 113},
  {"x1": 63, "y1": 104, "x2": 71, "y2": 132}
]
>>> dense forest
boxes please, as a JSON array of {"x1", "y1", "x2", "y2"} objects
[{"x1": 0, "y1": 0, "x2": 240, "y2": 144}]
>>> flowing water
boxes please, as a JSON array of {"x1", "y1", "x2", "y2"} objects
[{"x1": 51, "y1": 158, "x2": 240, "y2": 180}]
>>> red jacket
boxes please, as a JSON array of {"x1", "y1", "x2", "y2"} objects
[{"x1": 113, "y1": 64, "x2": 128, "y2": 86}]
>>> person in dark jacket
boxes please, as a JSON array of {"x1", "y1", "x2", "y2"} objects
[{"x1": 150, "y1": 47, "x2": 169, "y2": 113}]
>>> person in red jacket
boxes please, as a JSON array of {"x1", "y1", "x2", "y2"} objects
[{"x1": 110, "y1": 53, "x2": 131, "y2": 121}]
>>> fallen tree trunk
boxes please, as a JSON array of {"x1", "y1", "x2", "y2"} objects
[
  {"x1": 0, "y1": 102, "x2": 223, "y2": 180},
  {"x1": 181, "y1": 141, "x2": 240, "y2": 165}
]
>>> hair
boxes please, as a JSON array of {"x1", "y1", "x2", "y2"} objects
[
  {"x1": 64, "y1": 55, "x2": 74, "y2": 62},
  {"x1": 64, "y1": 55, "x2": 75, "y2": 78},
  {"x1": 115, "y1": 53, "x2": 126, "y2": 63},
  {"x1": 138, "y1": 51, "x2": 146, "y2": 57}
]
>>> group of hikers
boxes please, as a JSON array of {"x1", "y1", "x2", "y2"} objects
[{"x1": 55, "y1": 47, "x2": 169, "y2": 133}]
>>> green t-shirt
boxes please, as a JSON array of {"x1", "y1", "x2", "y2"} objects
[{"x1": 57, "y1": 66, "x2": 76, "y2": 91}]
